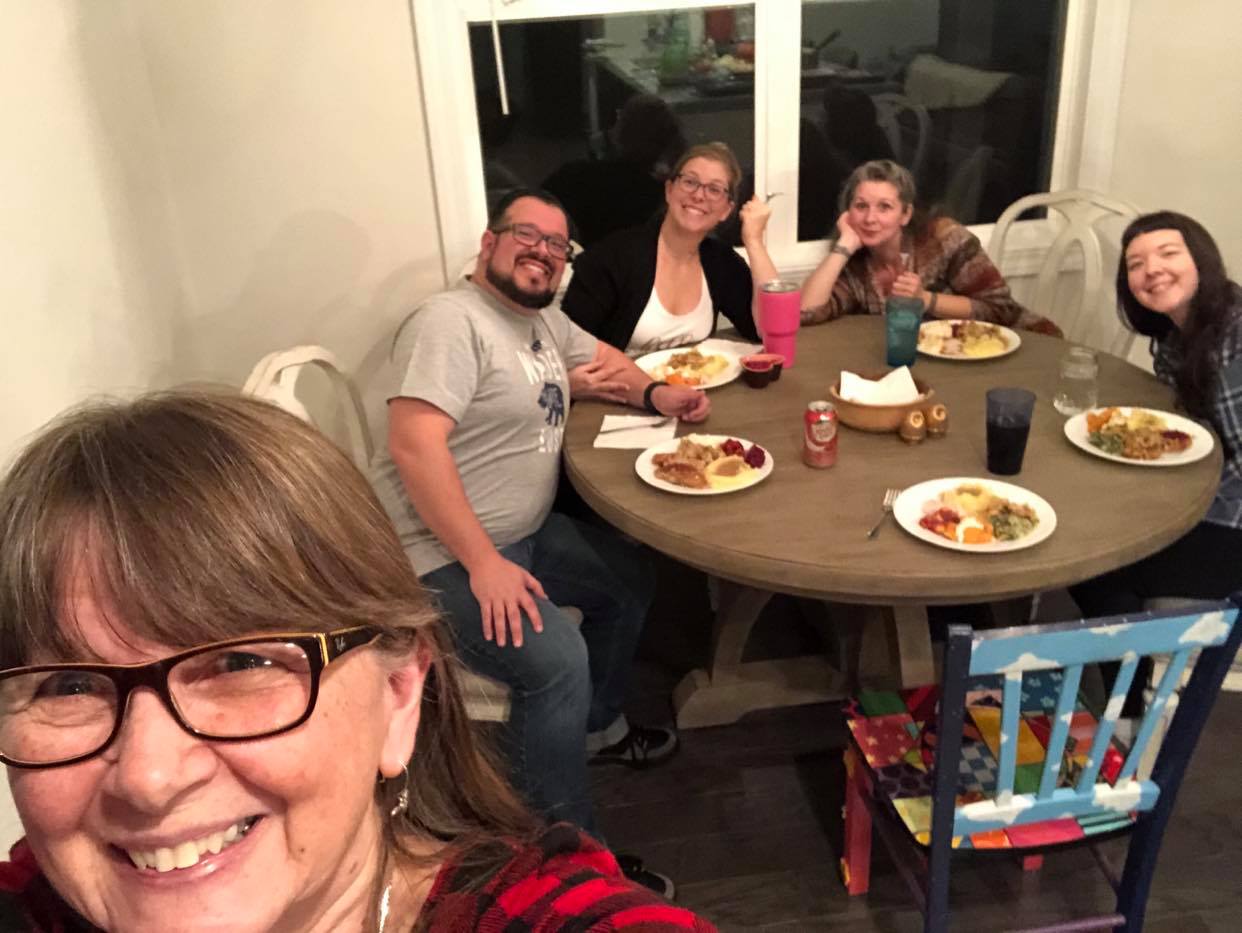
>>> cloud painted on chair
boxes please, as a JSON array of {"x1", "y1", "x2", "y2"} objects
[
  {"x1": 1178, "y1": 611, "x2": 1232, "y2": 646},
  {"x1": 996, "y1": 652, "x2": 1060, "y2": 673}
]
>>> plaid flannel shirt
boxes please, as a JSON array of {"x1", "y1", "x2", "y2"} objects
[
  {"x1": 0, "y1": 828, "x2": 717, "y2": 932},
  {"x1": 1153, "y1": 284, "x2": 1242, "y2": 529}
]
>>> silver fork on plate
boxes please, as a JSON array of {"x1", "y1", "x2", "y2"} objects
[{"x1": 866, "y1": 487, "x2": 902, "y2": 539}]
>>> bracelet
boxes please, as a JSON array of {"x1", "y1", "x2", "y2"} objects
[
  {"x1": 830, "y1": 243, "x2": 853, "y2": 260},
  {"x1": 643, "y1": 380, "x2": 668, "y2": 414},
  {"x1": 927, "y1": 291, "x2": 939, "y2": 315}
]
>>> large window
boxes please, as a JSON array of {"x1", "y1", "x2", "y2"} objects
[{"x1": 414, "y1": 0, "x2": 1130, "y2": 278}]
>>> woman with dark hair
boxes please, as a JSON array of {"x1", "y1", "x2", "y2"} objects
[
  {"x1": 562, "y1": 142, "x2": 779, "y2": 397},
  {"x1": 1070, "y1": 212, "x2": 1242, "y2": 615},
  {"x1": 799, "y1": 159, "x2": 1060, "y2": 335},
  {"x1": 0, "y1": 391, "x2": 716, "y2": 931}
]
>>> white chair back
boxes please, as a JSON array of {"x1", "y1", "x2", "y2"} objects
[
  {"x1": 242, "y1": 345, "x2": 374, "y2": 471},
  {"x1": 872, "y1": 93, "x2": 931, "y2": 180},
  {"x1": 987, "y1": 189, "x2": 1141, "y2": 356}
]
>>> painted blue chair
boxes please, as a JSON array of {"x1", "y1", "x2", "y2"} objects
[{"x1": 841, "y1": 594, "x2": 1242, "y2": 932}]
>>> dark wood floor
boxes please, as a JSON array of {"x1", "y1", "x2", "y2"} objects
[{"x1": 592, "y1": 564, "x2": 1242, "y2": 931}]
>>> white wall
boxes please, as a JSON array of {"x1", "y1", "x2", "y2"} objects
[
  {"x1": 1110, "y1": 1, "x2": 1242, "y2": 268},
  {"x1": 130, "y1": 1, "x2": 445, "y2": 436},
  {"x1": 0, "y1": 2, "x2": 182, "y2": 467}
]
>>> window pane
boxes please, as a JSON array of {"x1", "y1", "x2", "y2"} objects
[
  {"x1": 797, "y1": 0, "x2": 1061, "y2": 240},
  {"x1": 470, "y1": 7, "x2": 756, "y2": 249}
]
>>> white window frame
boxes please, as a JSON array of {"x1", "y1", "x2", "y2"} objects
[{"x1": 411, "y1": 0, "x2": 1131, "y2": 284}]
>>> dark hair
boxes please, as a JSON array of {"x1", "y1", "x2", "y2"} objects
[
  {"x1": 0, "y1": 391, "x2": 536, "y2": 902},
  {"x1": 1117, "y1": 211, "x2": 1237, "y2": 416},
  {"x1": 487, "y1": 186, "x2": 575, "y2": 241}
]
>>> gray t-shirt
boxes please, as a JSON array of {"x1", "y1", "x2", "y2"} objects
[{"x1": 371, "y1": 281, "x2": 598, "y2": 574}]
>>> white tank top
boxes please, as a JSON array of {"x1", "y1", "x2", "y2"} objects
[{"x1": 626, "y1": 271, "x2": 715, "y2": 355}]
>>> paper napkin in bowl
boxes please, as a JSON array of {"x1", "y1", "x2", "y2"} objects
[
  {"x1": 593, "y1": 414, "x2": 679, "y2": 449},
  {"x1": 839, "y1": 367, "x2": 921, "y2": 405}
]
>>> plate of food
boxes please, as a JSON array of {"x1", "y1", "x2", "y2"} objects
[
  {"x1": 892, "y1": 477, "x2": 1056, "y2": 553},
  {"x1": 917, "y1": 320, "x2": 1020, "y2": 360},
  {"x1": 635, "y1": 434, "x2": 772, "y2": 495},
  {"x1": 1064, "y1": 406, "x2": 1214, "y2": 466},
  {"x1": 635, "y1": 346, "x2": 741, "y2": 389}
]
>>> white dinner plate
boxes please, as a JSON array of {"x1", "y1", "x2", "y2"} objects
[
  {"x1": 1063, "y1": 407, "x2": 1215, "y2": 467},
  {"x1": 917, "y1": 319, "x2": 1021, "y2": 360},
  {"x1": 635, "y1": 434, "x2": 774, "y2": 496},
  {"x1": 892, "y1": 477, "x2": 1057, "y2": 553},
  {"x1": 635, "y1": 345, "x2": 742, "y2": 389}
]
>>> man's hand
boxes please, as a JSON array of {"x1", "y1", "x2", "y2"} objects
[
  {"x1": 569, "y1": 358, "x2": 629, "y2": 403},
  {"x1": 891, "y1": 272, "x2": 927, "y2": 305},
  {"x1": 467, "y1": 552, "x2": 547, "y2": 648},
  {"x1": 833, "y1": 212, "x2": 863, "y2": 255},
  {"x1": 651, "y1": 384, "x2": 710, "y2": 422}
]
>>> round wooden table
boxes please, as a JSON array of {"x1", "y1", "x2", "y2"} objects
[{"x1": 564, "y1": 317, "x2": 1222, "y2": 725}]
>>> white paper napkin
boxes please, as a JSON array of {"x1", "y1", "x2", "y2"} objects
[
  {"x1": 839, "y1": 366, "x2": 921, "y2": 405},
  {"x1": 593, "y1": 414, "x2": 679, "y2": 449}
]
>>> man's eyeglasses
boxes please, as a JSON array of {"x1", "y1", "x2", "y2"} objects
[
  {"x1": 672, "y1": 174, "x2": 732, "y2": 204},
  {"x1": 491, "y1": 223, "x2": 575, "y2": 262},
  {"x1": 0, "y1": 626, "x2": 381, "y2": 768}
]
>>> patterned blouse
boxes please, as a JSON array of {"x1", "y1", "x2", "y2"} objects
[
  {"x1": 0, "y1": 827, "x2": 717, "y2": 932},
  {"x1": 1152, "y1": 284, "x2": 1242, "y2": 530},
  {"x1": 802, "y1": 216, "x2": 1063, "y2": 336}
]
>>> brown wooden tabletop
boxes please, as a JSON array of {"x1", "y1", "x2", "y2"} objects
[{"x1": 564, "y1": 316, "x2": 1222, "y2": 607}]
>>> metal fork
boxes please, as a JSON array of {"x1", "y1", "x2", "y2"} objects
[
  {"x1": 597, "y1": 416, "x2": 673, "y2": 435},
  {"x1": 866, "y1": 487, "x2": 902, "y2": 539}
]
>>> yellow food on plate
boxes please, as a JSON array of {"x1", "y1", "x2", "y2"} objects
[
  {"x1": 649, "y1": 348, "x2": 730, "y2": 386},
  {"x1": 704, "y1": 454, "x2": 755, "y2": 490}
]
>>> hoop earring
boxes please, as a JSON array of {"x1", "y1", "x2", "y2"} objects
[{"x1": 388, "y1": 762, "x2": 410, "y2": 819}]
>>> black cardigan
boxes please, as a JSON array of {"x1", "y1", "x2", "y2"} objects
[{"x1": 561, "y1": 215, "x2": 759, "y2": 349}]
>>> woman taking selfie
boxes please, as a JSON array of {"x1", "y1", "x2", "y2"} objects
[
  {"x1": 1071, "y1": 211, "x2": 1242, "y2": 614},
  {"x1": 799, "y1": 159, "x2": 1060, "y2": 335},
  {"x1": 0, "y1": 392, "x2": 714, "y2": 932}
]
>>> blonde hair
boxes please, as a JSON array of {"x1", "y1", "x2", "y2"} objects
[{"x1": 0, "y1": 390, "x2": 534, "y2": 888}]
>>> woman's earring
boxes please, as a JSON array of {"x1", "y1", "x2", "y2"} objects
[{"x1": 388, "y1": 762, "x2": 410, "y2": 818}]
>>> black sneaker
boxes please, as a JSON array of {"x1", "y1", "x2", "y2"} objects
[
  {"x1": 616, "y1": 853, "x2": 676, "y2": 900},
  {"x1": 589, "y1": 725, "x2": 679, "y2": 769}
]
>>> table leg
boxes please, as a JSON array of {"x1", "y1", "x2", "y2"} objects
[
  {"x1": 672, "y1": 581, "x2": 849, "y2": 728},
  {"x1": 857, "y1": 604, "x2": 936, "y2": 689}
]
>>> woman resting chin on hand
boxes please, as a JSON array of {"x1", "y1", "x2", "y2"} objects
[
  {"x1": 799, "y1": 159, "x2": 1061, "y2": 336},
  {"x1": 0, "y1": 391, "x2": 717, "y2": 933}
]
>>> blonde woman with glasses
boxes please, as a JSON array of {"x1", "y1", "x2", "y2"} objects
[
  {"x1": 0, "y1": 392, "x2": 716, "y2": 932},
  {"x1": 562, "y1": 143, "x2": 779, "y2": 396}
]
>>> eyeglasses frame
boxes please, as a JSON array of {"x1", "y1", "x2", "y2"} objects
[
  {"x1": 671, "y1": 173, "x2": 734, "y2": 204},
  {"x1": 489, "y1": 223, "x2": 576, "y2": 262},
  {"x1": 0, "y1": 625, "x2": 382, "y2": 769}
]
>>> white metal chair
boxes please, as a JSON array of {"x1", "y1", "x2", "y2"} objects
[
  {"x1": 987, "y1": 190, "x2": 1141, "y2": 356},
  {"x1": 872, "y1": 92, "x2": 931, "y2": 181}
]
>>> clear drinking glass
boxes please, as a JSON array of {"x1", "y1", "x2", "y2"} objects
[{"x1": 1053, "y1": 346, "x2": 1099, "y2": 416}]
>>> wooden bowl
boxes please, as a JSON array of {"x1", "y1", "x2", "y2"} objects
[{"x1": 828, "y1": 375, "x2": 936, "y2": 433}]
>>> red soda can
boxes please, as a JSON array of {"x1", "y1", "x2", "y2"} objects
[{"x1": 802, "y1": 400, "x2": 838, "y2": 468}]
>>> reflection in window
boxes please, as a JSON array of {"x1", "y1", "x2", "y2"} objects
[
  {"x1": 797, "y1": 0, "x2": 1061, "y2": 239},
  {"x1": 470, "y1": 7, "x2": 756, "y2": 248}
]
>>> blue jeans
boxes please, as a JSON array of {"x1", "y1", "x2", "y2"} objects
[{"x1": 421, "y1": 512, "x2": 653, "y2": 830}]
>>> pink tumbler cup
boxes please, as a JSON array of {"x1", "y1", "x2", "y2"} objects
[{"x1": 759, "y1": 280, "x2": 801, "y2": 368}]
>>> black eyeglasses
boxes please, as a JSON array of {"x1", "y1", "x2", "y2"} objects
[
  {"x1": 0, "y1": 626, "x2": 381, "y2": 769},
  {"x1": 491, "y1": 223, "x2": 575, "y2": 261},
  {"x1": 672, "y1": 174, "x2": 732, "y2": 203}
]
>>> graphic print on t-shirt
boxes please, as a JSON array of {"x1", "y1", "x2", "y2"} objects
[{"x1": 516, "y1": 342, "x2": 568, "y2": 454}]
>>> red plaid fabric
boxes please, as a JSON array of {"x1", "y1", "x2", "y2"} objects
[
  {"x1": 422, "y1": 823, "x2": 716, "y2": 931},
  {"x1": 0, "y1": 827, "x2": 716, "y2": 932}
]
